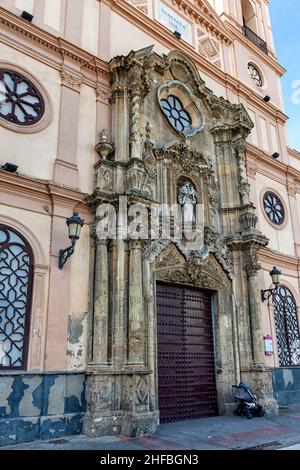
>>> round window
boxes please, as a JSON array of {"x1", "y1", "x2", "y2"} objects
[
  {"x1": 263, "y1": 192, "x2": 285, "y2": 225},
  {"x1": 160, "y1": 95, "x2": 192, "y2": 133},
  {"x1": 247, "y1": 63, "x2": 263, "y2": 87},
  {"x1": 158, "y1": 80, "x2": 203, "y2": 137},
  {"x1": 0, "y1": 69, "x2": 45, "y2": 126}
]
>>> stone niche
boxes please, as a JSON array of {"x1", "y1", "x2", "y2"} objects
[{"x1": 84, "y1": 47, "x2": 277, "y2": 437}]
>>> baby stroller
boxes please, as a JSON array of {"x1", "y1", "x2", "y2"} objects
[{"x1": 232, "y1": 382, "x2": 265, "y2": 419}]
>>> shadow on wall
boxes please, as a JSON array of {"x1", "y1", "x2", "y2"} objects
[
  {"x1": 0, "y1": 372, "x2": 86, "y2": 447},
  {"x1": 273, "y1": 367, "x2": 300, "y2": 406}
]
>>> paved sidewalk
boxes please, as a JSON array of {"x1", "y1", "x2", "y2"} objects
[{"x1": 1, "y1": 405, "x2": 300, "y2": 451}]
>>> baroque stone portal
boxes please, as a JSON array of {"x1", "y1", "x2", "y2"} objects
[{"x1": 84, "y1": 48, "x2": 277, "y2": 437}]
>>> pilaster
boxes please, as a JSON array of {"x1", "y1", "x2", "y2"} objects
[{"x1": 54, "y1": 65, "x2": 83, "y2": 187}]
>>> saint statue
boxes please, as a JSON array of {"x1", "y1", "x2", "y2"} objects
[{"x1": 178, "y1": 181, "x2": 198, "y2": 225}]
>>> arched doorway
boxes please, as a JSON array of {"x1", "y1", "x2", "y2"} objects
[
  {"x1": 0, "y1": 224, "x2": 34, "y2": 370},
  {"x1": 273, "y1": 286, "x2": 300, "y2": 366}
]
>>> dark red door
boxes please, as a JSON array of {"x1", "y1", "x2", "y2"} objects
[{"x1": 157, "y1": 283, "x2": 218, "y2": 423}]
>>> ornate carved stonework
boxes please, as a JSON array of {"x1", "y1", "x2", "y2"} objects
[
  {"x1": 95, "y1": 166, "x2": 114, "y2": 193},
  {"x1": 142, "y1": 124, "x2": 157, "y2": 176},
  {"x1": 246, "y1": 160, "x2": 258, "y2": 179},
  {"x1": 155, "y1": 243, "x2": 231, "y2": 289},
  {"x1": 154, "y1": 140, "x2": 208, "y2": 174},
  {"x1": 95, "y1": 129, "x2": 114, "y2": 161},
  {"x1": 135, "y1": 376, "x2": 149, "y2": 409},
  {"x1": 244, "y1": 251, "x2": 261, "y2": 277},
  {"x1": 61, "y1": 68, "x2": 83, "y2": 92},
  {"x1": 239, "y1": 205, "x2": 258, "y2": 232},
  {"x1": 197, "y1": 26, "x2": 222, "y2": 68},
  {"x1": 287, "y1": 182, "x2": 297, "y2": 198},
  {"x1": 155, "y1": 243, "x2": 186, "y2": 271},
  {"x1": 96, "y1": 85, "x2": 111, "y2": 104}
]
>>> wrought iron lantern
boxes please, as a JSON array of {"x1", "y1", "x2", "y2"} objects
[
  {"x1": 261, "y1": 266, "x2": 281, "y2": 302},
  {"x1": 58, "y1": 212, "x2": 84, "y2": 269}
]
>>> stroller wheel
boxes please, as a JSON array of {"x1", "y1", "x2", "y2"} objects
[{"x1": 246, "y1": 410, "x2": 253, "y2": 419}]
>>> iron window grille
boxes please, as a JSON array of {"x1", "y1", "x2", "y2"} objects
[
  {"x1": 0, "y1": 225, "x2": 33, "y2": 370},
  {"x1": 273, "y1": 286, "x2": 300, "y2": 366}
]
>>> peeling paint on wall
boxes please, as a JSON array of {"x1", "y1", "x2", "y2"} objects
[
  {"x1": 67, "y1": 312, "x2": 87, "y2": 369},
  {"x1": 0, "y1": 373, "x2": 85, "y2": 447}
]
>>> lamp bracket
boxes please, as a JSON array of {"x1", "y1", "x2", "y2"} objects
[
  {"x1": 58, "y1": 240, "x2": 76, "y2": 269},
  {"x1": 261, "y1": 286, "x2": 278, "y2": 303}
]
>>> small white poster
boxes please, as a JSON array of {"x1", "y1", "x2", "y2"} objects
[{"x1": 156, "y1": 1, "x2": 192, "y2": 43}]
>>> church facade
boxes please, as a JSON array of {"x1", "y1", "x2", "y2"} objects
[{"x1": 0, "y1": 0, "x2": 300, "y2": 445}]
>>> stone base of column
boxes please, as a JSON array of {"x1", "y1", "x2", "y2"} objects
[
  {"x1": 83, "y1": 368, "x2": 159, "y2": 438},
  {"x1": 241, "y1": 365, "x2": 279, "y2": 416}
]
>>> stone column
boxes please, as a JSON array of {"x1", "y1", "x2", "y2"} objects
[
  {"x1": 128, "y1": 241, "x2": 145, "y2": 365},
  {"x1": 92, "y1": 239, "x2": 109, "y2": 365},
  {"x1": 244, "y1": 252, "x2": 279, "y2": 416},
  {"x1": 111, "y1": 85, "x2": 129, "y2": 162},
  {"x1": 245, "y1": 254, "x2": 266, "y2": 366}
]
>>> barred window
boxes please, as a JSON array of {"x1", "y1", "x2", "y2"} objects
[
  {"x1": 273, "y1": 286, "x2": 300, "y2": 367},
  {"x1": 0, "y1": 225, "x2": 33, "y2": 370}
]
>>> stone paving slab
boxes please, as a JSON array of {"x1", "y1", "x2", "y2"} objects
[{"x1": 1, "y1": 405, "x2": 300, "y2": 451}]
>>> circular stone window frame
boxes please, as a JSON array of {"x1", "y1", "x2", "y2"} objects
[
  {"x1": 157, "y1": 80, "x2": 204, "y2": 137},
  {"x1": 247, "y1": 61, "x2": 265, "y2": 89},
  {"x1": 0, "y1": 62, "x2": 53, "y2": 134},
  {"x1": 260, "y1": 188, "x2": 288, "y2": 230}
]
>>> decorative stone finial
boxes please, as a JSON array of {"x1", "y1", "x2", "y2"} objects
[{"x1": 95, "y1": 129, "x2": 114, "y2": 160}]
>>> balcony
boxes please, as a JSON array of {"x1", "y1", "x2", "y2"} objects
[{"x1": 243, "y1": 25, "x2": 268, "y2": 54}]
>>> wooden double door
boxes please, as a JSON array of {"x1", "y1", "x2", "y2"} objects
[{"x1": 157, "y1": 283, "x2": 218, "y2": 422}]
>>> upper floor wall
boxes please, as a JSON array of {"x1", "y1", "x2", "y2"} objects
[{"x1": 208, "y1": 0, "x2": 275, "y2": 52}]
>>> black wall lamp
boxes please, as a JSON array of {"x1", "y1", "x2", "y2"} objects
[
  {"x1": 1, "y1": 163, "x2": 18, "y2": 173},
  {"x1": 21, "y1": 10, "x2": 34, "y2": 22},
  {"x1": 261, "y1": 266, "x2": 281, "y2": 302},
  {"x1": 58, "y1": 212, "x2": 84, "y2": 269},
  {"x1": 173, "y1": 30, "x2": 182, "y2": 39}
]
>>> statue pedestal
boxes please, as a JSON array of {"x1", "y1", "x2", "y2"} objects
[
  {"x1": 83, "y1": 367, "x2": 158, "y2": 437},
  {"x1": 241, "y1": 365, "x2": 278, "y2": 416}
]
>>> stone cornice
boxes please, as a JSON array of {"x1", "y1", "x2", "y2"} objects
[
  {"x1": 0, "y1": 170, "x2": 89, "y2": 215},
  {"x1": 0, "y1": 6, "x2": 109, "y2": 80},
  {"x1": 245, "y1": 143, "x2": 300, "y2": 193},
  {"x1": 0, "y1": 4, "x2": 288, "y2": 124},
  {"x1": 288, "y1": 147, "x2": 300, "y2": 162},
  {"x1": 259, "y1": 247, "x2": 300, "y2": 271}
]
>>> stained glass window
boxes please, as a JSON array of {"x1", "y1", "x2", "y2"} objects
[
  {"x1": 0, "y1": 225, "x2": 33, "y2": 369},
  {"x1": 0, "y1": 69, "x2": 44, "y2": 125},
  {"x1": 247, "y1": 63, "x2": 263, "y2": 87},
  {"x1": 160, "y1": 95, "x2": 192, "y2": 133},
  {"x1": 263, "y1": 192, "x2": 285, "y2": 225}
]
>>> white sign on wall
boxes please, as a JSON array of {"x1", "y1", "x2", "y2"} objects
[{"x1": 156, "y1": 1, "x2": 192, "y2": 43}]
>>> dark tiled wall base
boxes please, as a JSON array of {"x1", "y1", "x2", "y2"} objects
[
  {"x1": 0, "y1": 413, "x2": 83, "y2": 446},
  {"x1": 0, "y1": 373, "x2": 85, "y2": 447},
  {"x1": 272, "y1": 367, "x2": 300, "y2": 406}
]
